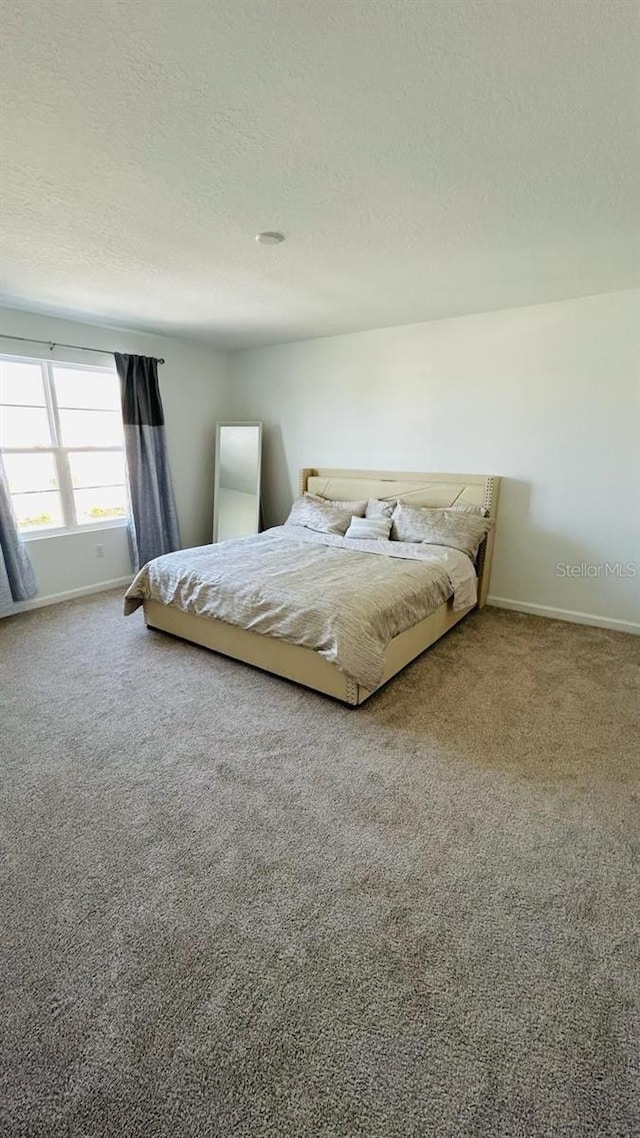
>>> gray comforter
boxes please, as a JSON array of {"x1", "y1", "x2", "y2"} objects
[{"x1": 124, "y1": 525, "x2": 476, "y2": 689}]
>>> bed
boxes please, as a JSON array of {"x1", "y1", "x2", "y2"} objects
[{"x1": 125, "y1": 468, "x2": 500, "y2": 705}]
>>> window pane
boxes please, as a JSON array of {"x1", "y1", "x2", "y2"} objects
[
  {"x1": 53, "y1": 367, "x2": 120, "y2": 411},
  {"x1": 12, "y1": 490, "x2": 64, "y2": 531},
  {"x1": 69, "y1": 450, "x2": 126, "y2": 488},
  {"x1": 0, "y1": 360, "x2": 45, "y2": 406},
  {"x1": 58, "y1": 409, "x2": 124, "y2": 447},
  {"x1": 3, "y1": 451, "x2": 58, "y2": 493},
  {"x1": 74, "y1": 485, "x2": 127, "y2": 524},
  {"x1": 0, "y1": 405, "x2": 52, "y2": 447}
]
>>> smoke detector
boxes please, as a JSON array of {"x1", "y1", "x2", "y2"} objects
[{"x1": 255, "y1": 231, "x2": 285, "y2": 245}]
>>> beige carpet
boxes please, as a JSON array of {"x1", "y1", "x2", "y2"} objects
[{"x1": 1, "y1": 591, "x2": 638, "y2": 1137}]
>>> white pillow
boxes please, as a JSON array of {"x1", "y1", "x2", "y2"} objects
[{"x1": 345, "y1": 515, "x2": 392, "y2": 540}]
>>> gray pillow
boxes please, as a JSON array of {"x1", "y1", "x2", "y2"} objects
[
  {"x1": 365, "y1": 497, "x2": 396, "y2": 519},
  {"x1": 448, "y1": 502, "x2": 487, "y2": 516},
  {"x1": 391, "y1": 503, "x2": 492, "y2": 558},
  {"x1": 345, "y1": 515, "x2": 392, "y2": 540},
  {"x1": 319, "y1": 495, "x2": 367, "y2": 517},
  {"x1": 285, "y1": 494, "x2": 355, "y2": 536}
]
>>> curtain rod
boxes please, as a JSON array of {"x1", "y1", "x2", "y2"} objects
[{"x1": 0, "y1": 332, "x2": 165, "y2": 364}]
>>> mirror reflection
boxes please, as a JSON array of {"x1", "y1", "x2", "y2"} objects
[{"x1": 213, "y1": 423, "x2": 262, "y2": 542}]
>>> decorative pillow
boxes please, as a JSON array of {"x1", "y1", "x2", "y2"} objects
[
  {"x1": 391, "y1": 503, "x2": 492, "y2": 558},
  {"x1": 319, "y1": 495, "x2": 367, "y2": 517},
  {"x1": 345, "y1": 515, "x2": 392, "y2": 540},
  {"x1": 365, "y1": 497, "x2": 396, "y2": 519},
  {"x1": 285, "y1": 493, "x2": 354, "y2": 536}
]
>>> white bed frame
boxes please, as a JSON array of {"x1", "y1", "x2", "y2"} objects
[{"x1": 143, "y1": 468, "x2": 500, "y2": 705}]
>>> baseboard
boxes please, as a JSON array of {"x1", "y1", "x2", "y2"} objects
[
  {"x1": 487, "y1": 596, "x2": 640, "y2": 635},
  {"x1": 3, "y1": 576, "x2": 133, "y2": 617}
]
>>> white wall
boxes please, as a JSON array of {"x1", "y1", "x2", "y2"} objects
[
  {"x1": 0, "y1": 307, "x2": 228, "y2": 607},
  {"x1": 4, "y1": 290, "x2": 638, "y2": 628},
  {"x1": 229, "y1": 290, "x2": 640, "y2": 631}
]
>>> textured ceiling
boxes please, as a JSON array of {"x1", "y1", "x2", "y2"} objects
[{"x1": 1, "y1": 0, "x2": 639, "y2": 349}]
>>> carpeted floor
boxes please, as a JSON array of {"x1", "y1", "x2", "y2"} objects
[{"x1": 1, "y1": 592, "x2": 638, "y2": 1138}]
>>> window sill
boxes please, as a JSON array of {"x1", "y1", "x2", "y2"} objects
[{"x1": 22, "y1": 519, "x2": 129, "y2": 542}]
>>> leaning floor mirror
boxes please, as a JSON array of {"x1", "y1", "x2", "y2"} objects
[{"x1": 213, "y1": 422, "x2": 262, "y2": 542}]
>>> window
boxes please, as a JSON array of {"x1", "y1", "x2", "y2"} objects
[{"x1": 0, "y1": 355, "x2": 128, "y2": 535}]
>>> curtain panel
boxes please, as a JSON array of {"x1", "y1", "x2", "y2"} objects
[
  {"x1": 114, "y1": 354, "x2": 180, "y2": 572},
  {"x1": 0, "y1": 451, "x2": 37, "y2": 614}
]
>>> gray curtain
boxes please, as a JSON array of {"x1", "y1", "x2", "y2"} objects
[
  {"x1": 114, "y1": 353, "x2": 180, "y2": 571},
  {"x1": 0, "y1": 451, "x2": 37, "y2": 614}
]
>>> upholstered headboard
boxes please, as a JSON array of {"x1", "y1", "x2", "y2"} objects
[{"x1": 299, "y1": 467, "x2": 500, "y2": 606}]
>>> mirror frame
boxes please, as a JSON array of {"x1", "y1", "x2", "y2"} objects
[{"x1": 213, "y1": 421, "x2": 263, "y2": 543}]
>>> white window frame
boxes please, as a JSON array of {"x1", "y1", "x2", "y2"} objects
[{"x1": 0, "y1": 353, "x2": 129, "y2": 540}]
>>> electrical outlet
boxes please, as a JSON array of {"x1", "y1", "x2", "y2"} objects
[{"x1": 95, "y1": 544, "x2": 105, "y2": 559}]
